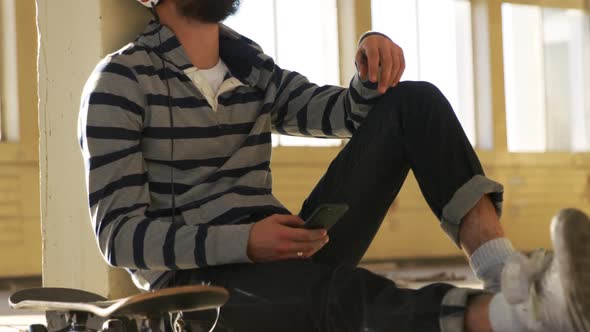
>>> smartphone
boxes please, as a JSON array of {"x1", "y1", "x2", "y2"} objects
[{"x1": 303, "y1": 204, "x2": 349, "y2": 230}]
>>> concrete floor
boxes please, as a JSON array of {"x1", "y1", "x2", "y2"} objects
[{"x1": 0, "y1": 262, "x2": 481, "y2": 331}]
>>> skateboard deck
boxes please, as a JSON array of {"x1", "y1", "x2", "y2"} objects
[{"x1": 10, "y1": 285, "x2": 229, "y2": 318}]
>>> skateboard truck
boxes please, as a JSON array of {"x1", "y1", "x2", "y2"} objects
[{"x1": 9, "y1": 285, "x2": 229, "y2": 332}]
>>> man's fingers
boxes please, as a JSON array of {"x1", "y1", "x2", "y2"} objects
[
  {"x1": 284, "y1": 227, "x2": 327, "y2": 242},
  {"x1": 359, "y1": 64, "x2": 369, "y2": 81},
  {"x1": 364, "y1": 47, "x2": 380, "y2": 83},
  {"x1": 400, "y1": 50, "x2": 406, "y2": 81},
  {"x1": 279, "y1": 237, "x2": 330, "y2": 259},
  {"x1": 355, "y1": 50, "x2": 368, "y2": 80},
  {"x1": 392, "y1": 51, "x2": 406, "y2": 86},
  {"x1": 393, "y1": 48, "x2": 405, "y2": 86},
  {"x1": 303, "y1": 237, "x2": 330, "y2": 257},
  {"x1": 389, "y1": 48, "x2": 398, "y2": 87},
  {"x1": 357, "y1": 36, "x2": 405, "y2": 89},
  {"x1": 270, "y1": 214, "x2": 328, "y2": 242},
  {"x1": 378, "y1": 46, "x2": 393, "y2": 94},
  {"x1": 273, "y1": 214, "x2": 305, "y2": 227}
]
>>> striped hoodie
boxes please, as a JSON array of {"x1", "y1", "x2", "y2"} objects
[{"x1": 79, "y1": 21, "x2": 382, "y2": 290}]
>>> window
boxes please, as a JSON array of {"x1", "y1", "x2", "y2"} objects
[
  {"x1": 502, "y1": 4, "x2": 590, "y2": 152},
  {"x1": 0, "y1": 0, "x2": 20, "y2": 142},
  {"x1": 224, "y1": 0, "x2": 342, "y2": 147},
  {"x1": 371, "y1": 0, "x2": 476, "y2": 146}
]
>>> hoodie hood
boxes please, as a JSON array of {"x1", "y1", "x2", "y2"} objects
[{"x1": 136, "y1": 20, "x2": 277, "y2": 91}]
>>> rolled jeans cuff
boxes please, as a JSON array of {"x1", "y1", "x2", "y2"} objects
[
  {"x1": 440, "y1": 287, "x2": 485, "y2": 332},
  {"x1": 441, "y1": 175, "x2": 504, "y2": 247}
]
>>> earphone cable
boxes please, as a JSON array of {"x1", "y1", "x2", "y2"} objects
[{"x1": 152, "y1": 7, "x2": 177, "y2": 224}]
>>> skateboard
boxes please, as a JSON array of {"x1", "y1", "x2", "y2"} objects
[{"x1": 9, "y1": 285, "x2": 229, "y2": 332}]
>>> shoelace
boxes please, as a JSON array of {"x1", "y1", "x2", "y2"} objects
[
  {"x1": 502, "y1": 250, "x2": 556, "y2": 331},
  {"x1": 502, "y1": 250, "x2": 551, "y2": 304}
]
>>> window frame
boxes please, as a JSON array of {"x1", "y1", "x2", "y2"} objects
[
  {"x1": 224, "y1": 0, "x2": 345, "y2": 149},
  {"x1": 364, "y1": 0, "x2": 590, "y2": 168},
  {"x1": 267, "y1": 0, "x2": 362, "y2": 159},
  {"x1": 501, "y1": 0, "x2": 590, "y2": 153},
  {"x1": 476, "y1": 0, "x2": 590, "y2": 165},
  {"x1": 229, "y1": 0, "x2": 590, "y2": 166},
  {"x1": 502, "y1": 0, "x2": 586, "y2": 10},
  {"x1": 362, "y1": 0, "x2": 590, "y2": 260}
]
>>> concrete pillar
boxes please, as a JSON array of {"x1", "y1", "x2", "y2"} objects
[{"x1": 37, "y1": 0, "x2": 150, "y2": 298}]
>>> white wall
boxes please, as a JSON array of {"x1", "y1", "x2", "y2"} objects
[{"x1": 37, "y1": 0, "x2": 150, "y2": 298}]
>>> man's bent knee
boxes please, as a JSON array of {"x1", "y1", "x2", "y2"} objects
[{"x1": 371, "y1": 80, "x2": 454, "y2": 129}]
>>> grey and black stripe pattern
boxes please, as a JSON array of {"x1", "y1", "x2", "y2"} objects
[{"x1": 79, "y1": 21, "x2": 382, "y2": 290}]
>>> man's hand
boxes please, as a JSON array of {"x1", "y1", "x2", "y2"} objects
[
  {"x1": 247, "y1": 214, "x2": 329, "y2": 262},
  {"x1": 356, "y1": 34, "x2": 405, "y2": 94}
]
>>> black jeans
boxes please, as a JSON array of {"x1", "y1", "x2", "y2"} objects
[{"x1": 168, "y1": 81, "x2": 503, "y2": 332}]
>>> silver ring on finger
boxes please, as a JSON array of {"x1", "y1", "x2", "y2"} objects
[{"x1": 297, "y1": 251, "x2": 304, "y2": 257}]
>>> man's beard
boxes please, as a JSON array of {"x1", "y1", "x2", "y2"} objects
[{"x1": 174, "y1": 0, "x2": 241, "y2": 23}]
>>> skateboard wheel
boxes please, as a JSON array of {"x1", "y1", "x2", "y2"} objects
[{"x1": 28, "y1": 324, "x2": 48, "y2": 332}]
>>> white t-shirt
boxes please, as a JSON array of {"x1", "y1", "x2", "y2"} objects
[
  {"x1": 184, "y1": 59, "x2": 233, "y2": 111},
  {"x1": 199, "y1": 59, "x2": 229, "y2": 94}
]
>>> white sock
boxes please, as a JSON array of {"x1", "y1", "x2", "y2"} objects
[
  {"x1": 469, "y1": 238, "x2": 515, "y2": 292},
  {"x1": 489, "y1": 293, "x2": 528, "y2": 332}
]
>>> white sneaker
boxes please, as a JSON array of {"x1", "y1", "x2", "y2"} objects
[{"x1": 501, "y1": 208, "x2": 590, "y2": 332}]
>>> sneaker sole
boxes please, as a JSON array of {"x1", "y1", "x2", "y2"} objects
[{"x1": 551, "y1": 208, "x2": 590, "y2": 332}]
